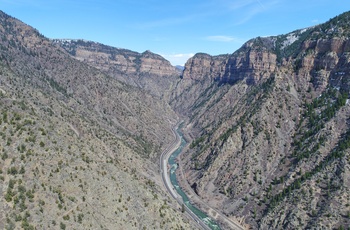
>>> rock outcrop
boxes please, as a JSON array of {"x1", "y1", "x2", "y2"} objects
[
  {"x1": 182, "y1": 38, "x2": 277, "y2": 85},
  {"x1": 53, "y1": 39, "x2": 179, "y2": 76},
  {"x1": 182, "y1": 53, "x2": 229, "y2": 81}
]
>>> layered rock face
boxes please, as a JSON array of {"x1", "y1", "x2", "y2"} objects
[
  {"x1": 53, "y1": 39, "x2": 179, "y2": 77},
  {"x1": 173, "y1": 11, "x2": 350, "y2": 229},
  {"x1": 297, "y1": 38, "x2": 350, "y2": 91},
  {"x1": 223, "y1": 48, "x2": 277, "y2": 84},
  {"x1": 182, "y1": 38, "x2": 277, "y2": 85},
  {"x1": 182, "y1": 53, "x2": 229, "y2": 81},
  {"x1": 182, "y1": 38, "x2": 350, "y2": 89},
  {"x1": 53, "y1": 39, "x2": 181, "y2": 99}
]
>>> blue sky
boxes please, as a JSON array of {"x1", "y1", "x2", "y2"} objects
[{"x1": 0, "y1": 0, "x2": 347, "y2": 65}]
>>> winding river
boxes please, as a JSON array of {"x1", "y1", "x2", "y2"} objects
[{"x1": 168, "y1": 126, "x2": 221, "y2": 230}]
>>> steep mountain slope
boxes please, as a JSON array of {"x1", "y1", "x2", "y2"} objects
[
  {"x1": 0, "y1": 11, "x2": 179, "y2": 160},
  {"x1": 52, "y1": 39, "x2": 181, "y2": 100},
  {"x1": 173, "y1": 11, "x2": 350, "y2": 229},
  {"x1": 0, "y1": 11, "x2": 195, "y2": 229}
]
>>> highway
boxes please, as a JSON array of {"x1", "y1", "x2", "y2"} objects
[
  {"x1": 160, "y1": 122, "x2": 245, "y2": 230},
  {"x1": 160, "y1": 122, "x2": 211, "y2": 230}
]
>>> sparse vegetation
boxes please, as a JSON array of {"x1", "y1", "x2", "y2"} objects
[{"x1": 1, "y1": 8, "x2": 350, "y2": 230}]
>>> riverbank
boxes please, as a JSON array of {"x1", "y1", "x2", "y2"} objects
[
  {"x1": 167, "y1": 126, "x2": 220, "y2": 230},
  {"x1": 174, "y1": 125, "x2": 247, "y2": 230}
]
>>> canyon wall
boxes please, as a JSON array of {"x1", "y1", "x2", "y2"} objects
[{"x1": 173, "y1": 11, "x2": 350, "y2": 229}]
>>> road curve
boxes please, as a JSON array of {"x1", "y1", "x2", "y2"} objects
[{"x1": 160, "y1": 122, "x2": 245, "y2": 230}]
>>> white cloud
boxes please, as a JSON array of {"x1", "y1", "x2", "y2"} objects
[
  {"x1": 160, "y1": 53, "x2": 195, "y2": 66},
  {"x1": 205, "y1": 35, "x2": 237, "y2": 42},
  {"x1": 205, "y1": 35, "x2": 245, "y2": 43}
]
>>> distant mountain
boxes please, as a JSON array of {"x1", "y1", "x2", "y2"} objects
[
  {"x1": 52, "y1": 39, "x2": 182, "y2": 100},
  {"x1": 175, "y1": 65, "x2": 185, "y2": 71}
]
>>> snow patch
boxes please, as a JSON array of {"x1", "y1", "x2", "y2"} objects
[{"x1": 282, "y1": 33, "x2": 299, "y2": 49}]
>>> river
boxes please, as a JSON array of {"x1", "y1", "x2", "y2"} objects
[{"x1": 168, "y1": 126, "x2": 221, "y2": 230}]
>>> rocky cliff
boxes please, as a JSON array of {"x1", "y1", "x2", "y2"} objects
[
  {"x1": 182, "y1": 38, "x2": 277, "y2": 85},
  {"x1": 53, "y1": 39, "x2": 181, "y2": 99},
  {"x1": 173, "y1": 11, "x2": 350, "y2": 229},
  {"x1": 182, "y1": 53, "x2": 229, "y2": 81},
  {"x1": 182, "y1": 35, "x2": 349, "y2": 89}
]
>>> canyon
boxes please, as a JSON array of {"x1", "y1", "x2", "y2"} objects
[{"x1": 0, "y1": 9, "x2": 350, "y2": 230}]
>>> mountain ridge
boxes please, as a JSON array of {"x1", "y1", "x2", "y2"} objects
[
  {"x1": 0, "y1": 9, "x2": 196, "y2": 230},
  {"x1": 182, "y1": 11, "x2": 350, "y2": 87},
  {"x1": 52, "y1": 38, "x2": 181, "y2": 100},
  {"x1": 1, "y1": 8, "x2": 350, "y2": 230}
]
